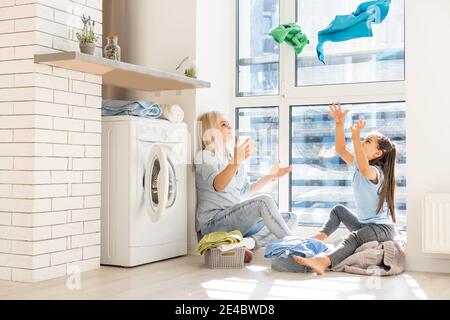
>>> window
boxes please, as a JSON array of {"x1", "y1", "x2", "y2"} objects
[
  {"x1": 236, "y1": 107, "x2": 279, "y2": 203},
  {"x1": 237, "y1": 0, "x2": 280, "y2": 96},
  {"x1": 296, "y1": 0, "x2": 405, "y2": 86},
  {"x1": 234, "y1": 0, "x2": 406, "y2": 230},
  {"x1": 290, "y1": 102, "x2": 406, "y2": 228}
]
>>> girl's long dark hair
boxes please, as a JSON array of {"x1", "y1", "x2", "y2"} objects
[{"x1": 369, "y1": 135, "x2": 397, "y2": 223}]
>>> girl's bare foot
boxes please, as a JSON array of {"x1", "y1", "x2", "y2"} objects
[
  {"x1": 244, "y1": 249, "x2": 254, "y2": 263},
  {"x1": 291, "y1": 255, "x2": 331, "y2": 275},
  {"x1": 311, "y1": 232, "x2": 327, "y2": 241}
]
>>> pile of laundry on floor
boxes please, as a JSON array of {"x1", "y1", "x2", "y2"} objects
[
  {"x1": 331, "y1": 239, "x2": 406, "y2": 276},
  {"x1": 197, "y1": 230, "x2": 255, "y2": 255},
  {"x1": 264, "y1": 236, "x2": 330, "y2": 273},
  {"x1": 263, "y1": 235, "x2": 406, "y2": 276}
]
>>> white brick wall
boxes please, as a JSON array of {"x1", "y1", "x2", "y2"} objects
[{"x1": 0, "y1": 0, "x2": 102, "y2": 283}]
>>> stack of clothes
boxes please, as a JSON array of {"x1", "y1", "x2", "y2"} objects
[
  {"x1": 197, "y1": 230, "x2": 255, "y2": 255},
  {"x1": 264, "y1": 236, "x2": 329, "y2": 273},
  {"x1": 331, "y1": 239, "x2": 406, "y2": 276}
]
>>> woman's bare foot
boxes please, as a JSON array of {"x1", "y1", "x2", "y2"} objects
[
  {"x1": 291, "y1": 255, "x2": 331, "y2": 275},
  {"x1": 244, "y1": 249, "x2": 254, "y2": 263},
  {"x1": 311, "y1": 232, "x2": 327, "y2": 241}
]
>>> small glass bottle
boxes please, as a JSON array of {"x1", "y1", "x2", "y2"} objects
[{"x1": 104, "y1": 35, "x2": 121, "y2": 61}]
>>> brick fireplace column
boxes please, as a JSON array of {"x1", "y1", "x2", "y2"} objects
[{"x1": 0, "y1": 0, "x2": 103, "y2": 282}]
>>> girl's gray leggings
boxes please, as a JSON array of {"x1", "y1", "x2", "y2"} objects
[{"x1": 320, "y1": 204, "x2": 396, "y2": 267}]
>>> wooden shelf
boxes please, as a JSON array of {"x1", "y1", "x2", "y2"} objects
[{"x1": 34, "y1": 51, "x2": 211, "y2": 92}]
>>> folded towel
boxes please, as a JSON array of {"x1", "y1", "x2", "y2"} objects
[
  {"x1": 102, "y1": 100, "x2": 162, "y2": 118},
  {"x1": 160, "y1": 104, "x2": 184, "y2": 123},
  {"x1": 317, "y1": 0, "x2": 392, "y2": 63},
  {"x1": 217, "y1": 237, "x2": 256, "y2": 252},
  {"x1": 197, "y1": 230, "x2": 243, "y2": 255}
]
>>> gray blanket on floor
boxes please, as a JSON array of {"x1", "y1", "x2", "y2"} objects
[{"x1": 331, "y1": 240, "x2": 406, "y2": 276}]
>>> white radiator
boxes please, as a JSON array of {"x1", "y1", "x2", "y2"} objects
[{"x1": 422, "y1": 193, "x2": 450, "y2": 254}]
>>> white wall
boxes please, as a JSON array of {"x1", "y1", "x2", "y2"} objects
[
  {"x1": 194, "y1": 0, "x2": 233, "y2": 253},
  {"x1": 112, "y1": 0, "x2": 233, "y2": 254},
  {"x1": 405, "y1": 0, "x2": 450, "y2": 273}
]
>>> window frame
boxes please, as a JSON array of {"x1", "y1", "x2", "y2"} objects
[
  {"x1": 235, "y1": 0, "x2": 281, "y2": 97},
  {"x1": 235, "y1": 106, "x2": 281, "y2": 205},
  {"x1": 289, "y1": 101, "x2": 407, "y2": 229},
  {"x1": 231, "y1": 0, "x2": 406, "y2": 227}
]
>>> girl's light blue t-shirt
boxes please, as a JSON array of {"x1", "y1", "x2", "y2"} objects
[{"x1": 352, "y1": 159, "x2": 393, "y2": 225}]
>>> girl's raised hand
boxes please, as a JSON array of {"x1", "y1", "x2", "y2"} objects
[
  {"x1": 350, "y1": 119, "x2": 366, "y2": 137},
  {"x1": 329, "y1": 102, "x2": 349, "y2": 124}
]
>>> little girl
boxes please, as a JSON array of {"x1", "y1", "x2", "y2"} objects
[
  {"x1": 293, "y1": 103, "x2": 397, "y2": 274},
  {"x1": 195, "y1": 111, "x2": 298, "y2": 262}
]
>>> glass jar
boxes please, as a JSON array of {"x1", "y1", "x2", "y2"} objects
[{"x1": 104, "y1": 35, "x2": 121, "y2": 61}]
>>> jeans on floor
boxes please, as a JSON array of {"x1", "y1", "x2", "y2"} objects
[
  {"x1": 320, "y1": 204, "x2": 396, "y2": 267},
  {"x1": 200, "y1": 194, "x2": 297, "y2": 248}
]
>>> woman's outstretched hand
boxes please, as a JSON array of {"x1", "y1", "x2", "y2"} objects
[
  {"x1": 329, "y1": 102, "x2": 348, "y2": 124},
  {"x1": 232, "y1": 138, "x2": 254, "y2": 165},
  {"x1": 269, "y1": 160, "x2": 292, "y2": 180}
]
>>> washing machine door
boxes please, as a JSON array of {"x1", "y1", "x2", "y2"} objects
[{"x1": 144, "y1": 145, "x2": 177, "y2": 217}]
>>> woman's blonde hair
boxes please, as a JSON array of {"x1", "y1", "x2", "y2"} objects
[{"x1": 198, "y1": 111, "x2": 224, "y2": 151}]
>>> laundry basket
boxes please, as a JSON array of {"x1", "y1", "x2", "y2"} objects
[
  {"x1": 204, "y1": 247, "x2": 245, "y2": 269},
  {"x1": 271, "y1": 256, "x2": 311, "y2": 273}
]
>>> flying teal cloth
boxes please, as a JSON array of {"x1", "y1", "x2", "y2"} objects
[
  {"x1": 317, "y1": 0, "x2": 392, "y2": 64},
  {"x1": 269, "y1": 23, "x2": 309, "y2": 55}
]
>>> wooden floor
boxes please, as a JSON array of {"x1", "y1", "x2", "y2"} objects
[{"x1": 1, "y1": 251, "x2": 449, "y2": 300}]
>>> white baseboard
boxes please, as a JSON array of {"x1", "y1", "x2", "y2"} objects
[{"x1": 406, "y1": 256, "x2": 450, "y2": 274}]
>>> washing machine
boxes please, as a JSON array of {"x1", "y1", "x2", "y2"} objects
[{"x1": 101, "y1": 116, "x2": 187, "y2": 267}]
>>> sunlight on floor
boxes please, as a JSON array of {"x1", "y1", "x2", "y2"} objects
[
  {"x1": 268, "y1": 285, "x2": 339, "y2": 299},
  {"x1": 403, "y1": 274, "x2": 428, "y2": 299},
  {"x1": 202, "y1": 277, "x2": 258, "y2": 299},
  {"x1": 206, "y1": 290, "x2": 250, "y2": 300},
  {"x1": 266, "y1": 277, "x2": 366, "y2": 299},
  {"x1": 200, "y1": 272, "x2": 374, "y2": 300},
  {"x1": 246, "y1": 265, "x2": 268, "y2": 272}
]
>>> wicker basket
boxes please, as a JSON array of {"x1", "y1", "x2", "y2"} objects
[{"x1": 204, "y1": 247, "x2": 245, "y2": 269}]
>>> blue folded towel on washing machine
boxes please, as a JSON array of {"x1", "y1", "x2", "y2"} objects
[{"x1": 102, "y1": 100, "x2": 162, "y2": 118}]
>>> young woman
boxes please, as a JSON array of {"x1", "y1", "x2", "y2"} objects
[
  {"x1": 293, "y1": 103, "x2": 397, "y2": 274},
  {"x1": 195, "y1": 111, "x2": 297, "y2": 262}
]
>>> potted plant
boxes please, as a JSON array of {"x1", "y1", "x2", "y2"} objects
[
  {"x1": 175, "y1": 56, "x2": 197, "y2": 79},
  {"x1": 76, "y1": 15, "x2": 99, "y2": 55}
]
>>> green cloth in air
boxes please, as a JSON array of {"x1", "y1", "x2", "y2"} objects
[
  {"x1": 269, "y1": 23, "x2": 309, "y2": 55},
  {"x1": 197, "y1": 230, "x2": 243, "y2": 255}
]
